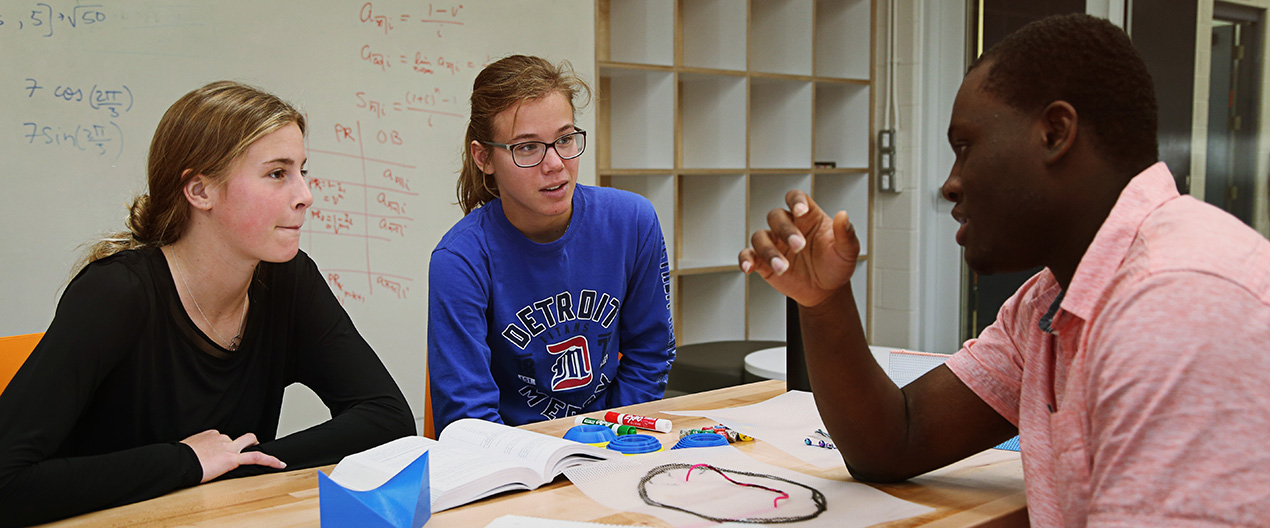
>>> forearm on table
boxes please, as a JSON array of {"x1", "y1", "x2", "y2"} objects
[
  {"x1": 798, "y1": 283, "x2": 913, "y2": 480},
  {"x1": 0, "y1": 441, "x2": 200, "y2": 526}
]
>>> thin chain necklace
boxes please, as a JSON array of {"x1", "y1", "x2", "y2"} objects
[{"x1": 171, "y1": 247, "x2": 247, "y2": 351}]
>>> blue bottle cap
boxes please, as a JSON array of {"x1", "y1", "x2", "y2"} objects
[
  {"x1": 605, "y1": 434, "x2": 663, "y2": 455},
  {"x1": 671, "y1": 432, "x2": 730, "y2": 450},
  {"x1": 563, "y1": 424, "x2": 617, "y2": 445}
]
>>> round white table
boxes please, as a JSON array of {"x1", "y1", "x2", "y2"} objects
[{"x1": 743, "y1": 345, "x2": 897, "y2": 381}]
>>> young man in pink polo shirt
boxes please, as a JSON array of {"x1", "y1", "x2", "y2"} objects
[{"x1": 740, "y1": 13, "x2": 1270, "y2": 527}]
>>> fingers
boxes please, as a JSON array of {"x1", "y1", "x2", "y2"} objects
[
  {"x1": 766, "y1": 206, "x2": 803, "y2": 255},
  {"x1": 230, "y1": 432, "x2": 259, "y2": 452},
  {"x1": 832, "y1": 211, "x2": 862, "y2": 259},
  {"x1": 228, "y1": 432, "x2": 284, "y2": 468},
  {"x1": 749, "y1": 228, "x2": 791, "y2": 276},
  {"x1": 240, "y1": 450, "x2": 287, "y2": 469},
  {"x1": 739, "y1": 247, "x2": 776, "y2": 277},
  {"x1": 785, "y1": 189, "x2": 811, "y2": 218},
  {"x1": 738, "y1": 248, "x2": 756, "y2": 274}
]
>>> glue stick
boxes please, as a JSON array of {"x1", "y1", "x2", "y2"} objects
[
  {"x1": 574, "y1": 416, "x2": 639, "y2": 435},
  {"x1": 604, "y1": 411, "x2": 672, "y2": 433}
]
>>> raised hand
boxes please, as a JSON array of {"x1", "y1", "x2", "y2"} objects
[{"x1": 738, "y1": 189, "x2": 861, "y2": 308}]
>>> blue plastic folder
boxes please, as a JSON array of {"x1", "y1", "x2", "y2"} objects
[{"x1": 318, "y1": 450, "x2": 431, "y2": 528}]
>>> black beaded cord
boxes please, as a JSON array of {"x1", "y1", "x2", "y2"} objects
[{"x1": 637, "y1": 463, "x2": 828, "y2": 524}]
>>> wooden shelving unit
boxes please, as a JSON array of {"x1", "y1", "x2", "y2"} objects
[{"x1": 597, "y1": 0, "x2": 874, "y2": 346}]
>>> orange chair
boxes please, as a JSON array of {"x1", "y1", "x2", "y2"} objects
[{"x1": 0, "y1": 333, "x2": 42, "y2": 395}]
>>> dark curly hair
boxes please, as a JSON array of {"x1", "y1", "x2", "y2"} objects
[{"x1": 971, "y1": 13, "x2": 1158, "y2": 176}]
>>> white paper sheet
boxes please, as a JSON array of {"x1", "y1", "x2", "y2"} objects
[
  {"x1": 564, "y1": 445, "x2": 933, "y2": 528},
  {"x1": 663, "y1": 390, "x2": 843, "y2": 468},
  {"x1": 484, "y1": 515, "x2": 635, "y2": 528}
]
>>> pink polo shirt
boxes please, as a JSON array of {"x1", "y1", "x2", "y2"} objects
[{"x1": 946, "y1": 163, "x2": 1270, "y2": 527}]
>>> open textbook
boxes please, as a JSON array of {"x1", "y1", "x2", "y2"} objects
[{"x1": 327, "y1": 418, "x2": 618, "y2": 512}]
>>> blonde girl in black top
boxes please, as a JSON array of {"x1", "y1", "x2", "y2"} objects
[{"x1": 0, "y1": 81, "x2": 414, "y2": 526}]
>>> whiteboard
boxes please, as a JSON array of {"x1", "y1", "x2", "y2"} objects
[{"x1": 0, "y1": 0, "x2": 597, "y2": 433}]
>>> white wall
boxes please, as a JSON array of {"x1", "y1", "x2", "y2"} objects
[{"x1": 869, "y1": 0, "x2": 966, "y2": 353}]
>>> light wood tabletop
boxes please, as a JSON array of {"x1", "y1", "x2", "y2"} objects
[{"x1": 40, "y1": 380, "x2": 1026, "y2": 527}]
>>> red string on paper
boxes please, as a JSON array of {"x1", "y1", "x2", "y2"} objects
[{"x1": 684, "y1": 463, "x2": 790, "y2": 509}]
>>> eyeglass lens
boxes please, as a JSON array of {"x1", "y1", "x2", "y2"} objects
[{"x1": 512, "y1": 132, "x2": 585, "y2": 167}]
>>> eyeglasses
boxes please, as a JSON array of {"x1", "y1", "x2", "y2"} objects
[{"x1": 482, "y1": 128, "x2": 587, "y2": 168}]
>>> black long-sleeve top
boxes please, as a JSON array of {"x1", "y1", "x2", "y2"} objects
[{"x1": 0, "y1": 248, "x2": 416, "y2": 526}]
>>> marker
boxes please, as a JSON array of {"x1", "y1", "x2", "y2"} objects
[
  {"x1": 804, "y1": 438, "x2": 837, "y2": 450},
  {"x1": 604, "y1": 411, "x2": 672, "y2": 433},
  {"x1": 679, "y1": 428, "x2": 741, "y2": 443},
  {"x1": 701, "y1": 424, "x2": 753, "y2": 442},
  {"x1": 573, "y1": 416, "x2": 639, "y2": 435}
]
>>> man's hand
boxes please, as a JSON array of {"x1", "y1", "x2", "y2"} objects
[{"x1": 738, "y1": 189, "x2": 860, "y2": 308}]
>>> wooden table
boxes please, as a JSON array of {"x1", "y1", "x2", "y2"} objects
[{"x1": 42, "y1": 381, "x2": 1026, "y2": 527}]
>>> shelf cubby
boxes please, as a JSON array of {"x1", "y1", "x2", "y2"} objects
[
  {"x1": 679, "y1": 271, "x2": 747, "y2": 345},
  {"x1": 603, "y1": 0, "x2": 675, "y2": 66},
  {"x1": 597, "y1": 0, "x2": 872, "y2": 347},
  {"x1": 746, "y1": 259, "x2": 869, "y2": 342},
  {"x1": 678, "y1": 173, "x2": 746, "y2": 269},
  {"x1": 681, "y1": 0, "x2": 748, "y2": 72},
  {"x1": 608, "y1": 174, "x2": 676, "y2": 270},
  {"x1": 680, "y1": 73, "x2": 747, "y2": 169},
  {"x1": 814, "y1": 82, "x2": 871, "y2": 169},
  {"x1": 750, "y1": 0, "x2": 814, "y2": 76},
  {"x1": 746, "y1": 274, "x2": 787, "y2": 341},
  {"x1": 602, "y1": 68, "x2": 675, "y2": 170},
  {"x1": 813, "y1": 171, "x2": 870, "y2": 255},
  {"x1": 748, "y1": 172, "x2": 812, "y2": 234},
  {"x1": 750, "y1": 78, "x2": 813, "y2": 169},
  {"x1": 815, "y1": 0, "x2": 873, "y2": 80}
]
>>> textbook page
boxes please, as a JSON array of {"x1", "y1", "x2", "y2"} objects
[{"x1": 439, "y1": 418, "x2": 615, "y2": 478}]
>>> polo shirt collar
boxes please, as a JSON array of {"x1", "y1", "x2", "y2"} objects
[{"x1": 1058, "y1": 162, "x2": 1180, "y2": 322}]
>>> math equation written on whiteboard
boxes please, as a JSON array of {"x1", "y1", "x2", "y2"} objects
[
  {"x1": 300, "y1": 1, "x2": 492, "y2": 306},
  {"x1": 307, "y1": 120, "x2": 420, "y2": 307},
  {"x1": 19, "y1": 77, "x2": 134, "y2": 159},
  {"x1": 357, "y1": 2, "x2": 492, "y2": 78},
  {"x1": 0, "y1": 2, "x2": 108, "y2": 38}
]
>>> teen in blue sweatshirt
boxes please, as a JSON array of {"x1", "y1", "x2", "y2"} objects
[{"x1": 428, "y1": 55, "x2": 675, "y2": 433}]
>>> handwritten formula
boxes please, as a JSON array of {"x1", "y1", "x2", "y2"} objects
[
  {"x1": 353, "y1": 89, "x2": 463, "y2": 127},
  {"x1": 359, "y1": 2, "x2": 464, "y2": 37},
  {"x1": 25, "y1": 78, "x2": 133, "y2": 117},
  {"x1": 307, "y1": 119, "x2": 420, "y2": 306},
  {"x1": 19, "y1": 78, "x2": 132, "y2": 159},
  {"x1": 0, "y1": 2, "x2": 108, "y2": 37},
  {"x1": 22, "y1": 121, "x2": 122, "y2": 158}
]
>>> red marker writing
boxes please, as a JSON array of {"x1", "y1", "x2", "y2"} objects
[{"x1": 604, "y1": 411, "x2": 672, "y2": 433}]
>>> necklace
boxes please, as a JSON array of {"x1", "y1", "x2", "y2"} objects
[{"x1": 171, "y1": 248, "x2": 247, "y2": 351}]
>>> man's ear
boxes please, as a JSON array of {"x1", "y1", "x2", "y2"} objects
[
  {"x1": 1040, "y1": 101, "x2": 1078, "y2": 165},
  {"x1": 471, "y1": 140, "x2": 495, "y2": 175},
  {"x1": 183, "y1": 170, "x2": 214, "y2": 211}
]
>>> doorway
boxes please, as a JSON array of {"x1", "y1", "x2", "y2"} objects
[{"x1": 1206, "y1": 2, "x2": 1263, "y2": 226}]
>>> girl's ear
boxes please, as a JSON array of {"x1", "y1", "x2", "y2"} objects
[
  {"x1": 472, "y1": 140, "x2": 495, "y2": 175},
  {"x1": 183, "y1": 170, "x2": 214, "y2": 211}
]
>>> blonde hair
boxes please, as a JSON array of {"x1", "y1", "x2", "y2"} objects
[
  {"x1": 458, "y1": 55, "x2": 591, "y2": 214},
  {"x1": 78, "y1": 81, "x2": 305, "y2": 271}
]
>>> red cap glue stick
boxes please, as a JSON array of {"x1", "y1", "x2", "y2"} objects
[{"x1": 604, "y1": 411, "x2": 672, "y2": 433}]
